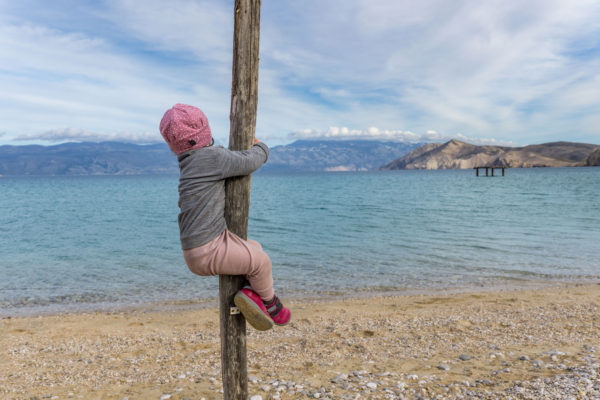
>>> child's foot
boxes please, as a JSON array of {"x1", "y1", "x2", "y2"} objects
[
  {"x1": 263, "y1": 294, "x2": 291, "y2": 326},
  {"x1": 234, "y1": 287, "x2": 274, "y2": 331}
]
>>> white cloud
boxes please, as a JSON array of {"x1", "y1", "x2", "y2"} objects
[
  {"x1": 105, "y1": 0, "x2": 232, "y2": 65},
  {"x1": 290, "y1": 127, "x2": 517, "y2": 146},
  {"x1": 0, "y1": 18, "x2": 232, "y2": 143},
  {"x1": 258, "y1": 0, "x2": 600, "y2": 144},
  {"x1": 15, "y1": 128, "x2": 162, "y2": 143},
  {"x1": 0, "y1": 0, "x2": 599, "y2": 147}
]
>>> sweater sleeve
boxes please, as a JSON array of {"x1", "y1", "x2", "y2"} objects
[{"x1": 218, "y1": 142, "x2": 269, "y2": 179}]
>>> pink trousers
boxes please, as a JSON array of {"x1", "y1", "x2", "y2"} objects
[{"x1": 183, "y1": 229, "x2": 275, "y2": 301}]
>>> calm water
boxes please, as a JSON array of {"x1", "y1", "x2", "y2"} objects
[{"x1": 1, "y1": 168, "x2": 599, "y2": 316}]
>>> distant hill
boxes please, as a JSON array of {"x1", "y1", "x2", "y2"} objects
[
  {"x1": 263, "y1": 140, "x2": 422, "y2": 172},
  {"x1": 380, "y1": 140, "x2": 600, "y2": 170},
  {"x1": 0, "y1": 142, "x2": 177, "y2": 176},
  {"x1": 585, "y1": 148, "x2": 600, "y2": 166},
  {"x1": 0, "y1": 139, "x2": 422, "y2": 176}
]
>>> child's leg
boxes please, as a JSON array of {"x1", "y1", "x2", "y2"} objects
[
  {"x1": 242, "y1": 237, "x2": 275, "y2": 300},
  {"x1": 183, "y1": 229, "x2": 275, "y2": 301}
]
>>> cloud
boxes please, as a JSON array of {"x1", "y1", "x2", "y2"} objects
[
  {"x1": 0, "y1": 0, "x2": 599, "y2": 147},
  {"x1": 15, "y1": 128, "x2": 162, "y2": 144},
  {"x1": 105, "y1": 0, "x2": 232, "y2": 65},
  {"x1": 0, "y1": 8, "x2": 233, "y2": 144},
  {"x1": 291, "y1": 127, "x2": 420, "y2": 142},
  {"x1": 260, "y1": 0, "x2": 600, "y2": 143},
  {"x1": 290, "y1": 127, "x2": 517, "y2": 146}
]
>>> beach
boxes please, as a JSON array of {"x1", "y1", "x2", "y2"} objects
[{"x1": 1, "y1": 283, "x2": 599, "y2": 399}]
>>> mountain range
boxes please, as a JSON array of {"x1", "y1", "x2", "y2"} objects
[
  {"x1": 381, "y1": 140, "x2": 600, "y2": 170},
  {"x1": 1, "y1": 139, "x2": 598, "y2": 176},
  {"x1": 263, "y1": 140, "x2": 421, "y2": 172},
  {"x1": 0, "y1": 140, "x2": 421, "y2": 176},
  {"x1": 0, "y1": 142, "x2": 178, "y2": 176}
]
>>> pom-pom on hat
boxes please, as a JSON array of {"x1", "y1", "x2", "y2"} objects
[{"x1": 160, "y1": 104, "x2": 212, "y2": 154}]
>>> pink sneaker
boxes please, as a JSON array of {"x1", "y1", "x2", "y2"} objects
[
  {"x1": 264, "y1": 295, "x2": 291, "y2": 326},
  {"x1": 234, "y1": 287, "x2": 274, "y2": 331}
]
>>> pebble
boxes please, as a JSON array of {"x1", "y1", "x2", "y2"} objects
[
  {"x1": 366, "y1": 382, "x2": 377, "y2": 389},
  {"x1": 332, "y1": 373, "x2": 348, "y2": 383},
  {"x1": 532, "y1": 359, "x2": 545, "y2": 368},
  {"x1": 437, "y1": 364, "x2": 451, "y2": 371},
  {"x1": 250, "y1": 396, "x2": 262, "y2": 400},
  {"x1": 459, "y1": 354, "x2": 471, "y2": 361},
  {"x1": 493, "y1": 368, "x2": 510, "y2": 375},
  {"x1": 159, "y1": 395, "x2": 171, "y2": 400}
]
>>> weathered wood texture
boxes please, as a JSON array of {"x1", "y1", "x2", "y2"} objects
[{"x1": 220, "y1": 1, "x2": 261, "y2": 399}]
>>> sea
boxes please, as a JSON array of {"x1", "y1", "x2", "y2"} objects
[{"x1": 1, "y1": 167, "x2": 599, "y2": 317}]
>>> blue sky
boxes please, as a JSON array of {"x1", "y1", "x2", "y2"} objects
[{"x1": 0, "y1": 0, "x2": 599, "y2": 147}]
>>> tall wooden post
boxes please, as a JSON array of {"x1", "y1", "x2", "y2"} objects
[{"x1": 220, "y1": 1, "x2": 261, "y2": 399}]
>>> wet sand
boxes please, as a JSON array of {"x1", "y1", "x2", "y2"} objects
[{"x1": 1, "y1": 283, "x2": 599, "y2": 399}]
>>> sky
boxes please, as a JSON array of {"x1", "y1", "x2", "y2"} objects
[{"x1": 0, "y1": 0, "x2": 599, "y2": 148}]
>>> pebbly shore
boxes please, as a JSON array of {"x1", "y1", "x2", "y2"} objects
[{"x1": 1, "y1": 283, "x2": 599, "y2": 399}]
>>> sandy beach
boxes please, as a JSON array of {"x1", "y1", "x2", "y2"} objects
[{"x1": 1, "y1": 283, "x2": 599, "y2": 400}]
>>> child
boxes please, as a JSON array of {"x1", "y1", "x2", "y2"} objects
[{"x1": 160, "y1": 103, "x2": 291, "y2": 331}]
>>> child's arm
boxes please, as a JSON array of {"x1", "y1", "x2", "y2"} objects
[{"x1": 218, "y1": 141, "x2": 269, "y2": 178}]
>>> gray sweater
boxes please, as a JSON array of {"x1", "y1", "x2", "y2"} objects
[{"x1": 177, "y1": 142, "x2": 269, "y2": 249}]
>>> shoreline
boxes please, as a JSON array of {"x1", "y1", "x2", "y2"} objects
[
  {"x1": 3, "y1": 277, "x2": 598, "y2": 319},
  {"x1": 2, "y1": 282, "x2": 599, "y2": 399}
]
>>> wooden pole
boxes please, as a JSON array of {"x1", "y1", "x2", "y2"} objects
[{"x1": 220, "y1": 1, "x2": 261, "y2": 399}]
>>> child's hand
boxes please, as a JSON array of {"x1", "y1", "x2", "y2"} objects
[{"x1": 254, "y1": 137, "x2": 260, "y2": 144}]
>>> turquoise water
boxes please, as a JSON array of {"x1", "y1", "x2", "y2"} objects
[{"x1": 1, "y1": 168, "x2": 599, "y2": 316}]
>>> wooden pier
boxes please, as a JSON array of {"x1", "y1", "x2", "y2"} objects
[{"x1": 474, "y1": 166, "x2": 506, "y2": 176}]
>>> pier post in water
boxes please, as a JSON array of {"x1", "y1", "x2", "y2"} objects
[
  {"x1": 474, "y1": 166, "x2": 507, "y2": 177},
  {"x1": 220, "y1": 1, "x2": 261, "y2": 399}
]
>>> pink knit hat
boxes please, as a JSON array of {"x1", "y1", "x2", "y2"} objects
[{"x1": 160, "y1": 104, "x2": 212, "y2": 154}]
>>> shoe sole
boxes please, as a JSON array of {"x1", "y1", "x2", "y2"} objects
[
  {"x1": 273, "y1": 316, "x2": 291, "y2": 327},
  {"x1": 233, "y1": 292, "x2": 274, "y2": 331}
]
